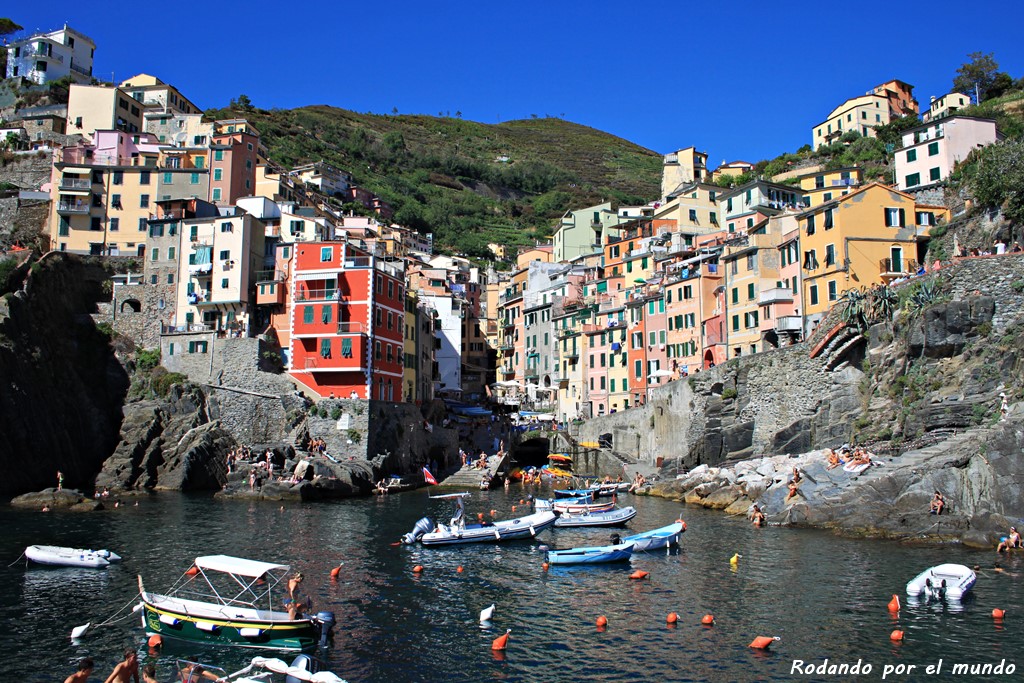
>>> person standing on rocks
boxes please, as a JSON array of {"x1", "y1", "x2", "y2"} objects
[{"x1": 57, "y1": 470, "x2": 64, "y2": 491}]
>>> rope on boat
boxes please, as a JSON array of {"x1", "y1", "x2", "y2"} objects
[
  {"x1": 7, "y1": 551, "x2": 26, "y2": 567},
  {"x1": 92, "y1": 592, "x2": 143, "y2": 628}
]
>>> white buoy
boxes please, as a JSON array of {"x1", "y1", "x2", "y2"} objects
[
  {"x1": 480, "y1": 603, "x2": 495, "y2": 623},
  {"x1": 70, "y1": 623, "x2": 91, "y2": 640}
]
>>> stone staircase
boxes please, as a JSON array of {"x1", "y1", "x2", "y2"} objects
[{"x1": 439, "y1": 452, "x2": 510, "y2": 489}]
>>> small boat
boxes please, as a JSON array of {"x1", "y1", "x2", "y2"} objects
[
  {"x1": 176, "y1": 654, "x2": 348, "y2": 683},
  {"x1": 622, "y1": 520, "x2": 686, "y2": 552},
  {"x1": 536, "y1": 498, "x2": 615, "y2": 515},
  {"x1": 554, "y1": 488, "x2": 595, "y2": 499},
  {"x1": 554, "y1": 506, "x2": 637, "y2": 528},
  {"x1": 906, "y1": 563, "x2": 977, "y2": 601},
  {"x1": 402, "y1": 493, "x2": 559, "y2": 546},
  {"x1": 589, "y1": 481, "x2": 630, "y2": 497},
  {"x1": 547, "y1": 542, "x2": 634, "y2": 565},
  {"x1": 140, "y1": 555, "x2": 336, "y2": 651},
  {"x1": 25, "y1": 545, "x2": 122, "y2": 569}
]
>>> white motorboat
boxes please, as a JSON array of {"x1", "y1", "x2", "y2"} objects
[
  {"x1": 906, "y1": 563, "x2": 976, "y2": 601},
  {"x1": 25, "y1": 545, "x2": 122, "y2": 569}
]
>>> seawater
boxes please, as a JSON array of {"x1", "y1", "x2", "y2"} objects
[{"x1": 3, "y1": 488, "x2": 1023, "y2": 682}]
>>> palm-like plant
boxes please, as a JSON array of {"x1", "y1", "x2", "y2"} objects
[
  {"x1": 838, "y1": 287, "x2": 870, "y2": 331},
  {"x1": 869, "y1": 284, "x2": 898, "y2": 322}
]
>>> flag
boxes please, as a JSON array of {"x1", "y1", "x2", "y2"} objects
[{"x1": 423, "y1": 467, "x2": 437, "y2": 485}]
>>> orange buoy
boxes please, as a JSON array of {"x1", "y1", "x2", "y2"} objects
[
  {"x1": 413, "y1": 565, "x2": 424, "y2": 573},
  {"x1": 678, "y1": 519, "x2": 687, "y2": 530},
  {"x1": 596, "y1": 615, "x2": 608, "y2": 628},
  {"x1": 491, "y1": 629, "x2": 511, "y2": 650},
  {"x1": 477, "y1": 512, "x2": 485, "y2": 521},
  {"x1": 330, "y1": 565, "x2": 343, "y2": 580},
  {"x1": 185, "y1": 566, "x2": 199, "y2": 576},
  {"x1": 542, "y1": 562, "x2": 549, "y2": 572},
  {"x1": 749, "y1": 636, "x2": 780, "y2": 649},
  {"x1": 629, "y1": 570, "x2": 650, "y2": 580},
  {"x1": 457, "y1": 566, "x2": 464, "y2": 573},
  {"x1": 993, "y1": 608, "x2": 1006, "y2": 619},
  {"x1": 890, "y1": 630, "x2": 904, "y2": 642},
  {"x1": 667, "y1": 612, "x2": 679, "y2": 624},
  {"x1": 701, "y1": 614, "x2": 715, "y2": 625},
  {"x1": 887, "y1": 594, "x2": 901, "y2": 613},
  {"x1": 147, "y1": 634, "x2": 162, "y2": 648}
]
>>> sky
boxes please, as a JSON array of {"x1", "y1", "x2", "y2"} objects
[{"x1": 11, "y1": 1, "x2": 1024, "y2": 168}]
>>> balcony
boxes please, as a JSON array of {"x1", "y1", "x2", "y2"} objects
[
  {"x1": 295, "y1": 288, "x2": 340, "y2": 302},
  {"x1": 758, "y1": 287, "x2": 794, "y2": 305},
  {"x1": 337, "y1": 322, "x2": 367, "y2": 335},
  {"x1": 255, "y1": 269, "x2": 286, "y2": 284},
  {"x1": 301, "y1": 356, "x2": 367, "y2": 373},
  {"x1": 22, "y1": 45, "x2": 64, "y2": 63},
  {"x1": 69, "y1": 61, "x2": 91, "y2": 77},
  {"x1": 59, "y1": 178, "x2": 92, "y2": 191},
  {"x1": 775, "y1": 316, "x2": 803, "y2": 333},
  {"x1": 57, "y1": 199, "x2": 90, "y2": 215},
  {"x1": 880, "y1": 258, "x2": 919, "y2": 277}
]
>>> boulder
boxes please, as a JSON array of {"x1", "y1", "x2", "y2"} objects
[{"x1": 10, "y1": 488, "x2": 92, "y2": 510}]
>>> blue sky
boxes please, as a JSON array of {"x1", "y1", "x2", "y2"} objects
[{"x1": 13, "y1": 1, "x2": 1024, "y2": 167}]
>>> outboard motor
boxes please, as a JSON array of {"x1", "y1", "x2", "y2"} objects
[
  {"x1": 285, "y1": 654, "x2": 317, "y2": 683},
  {"x1": 315, "y1": 611, "x2": 336, "y2": 648},
  {"x1": 402, "y1": 516, "x2": 435, "y2": 544}
]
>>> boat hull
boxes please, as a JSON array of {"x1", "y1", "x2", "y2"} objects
[
  {"x1": 420, "y1": 510, "x2": 558, "y2": 546},
  {"x1": 142, "y1": 598, "x2": 321, "y2": 651},
  {"x1": 25, "y1": 545, "x2": 117, "y2": 569},
  {"x1": 553, "y1": 506, "x2": 637, "y2": 528},
  {"x1": 547, "y1": 542, "x2": 634, "y2": 565},
  {"x1": 623, "y1": 522, "x2": 685, "y2": 552},
  {"x1": 905, "y1": 563, "x2": 976, "y2": 601}
]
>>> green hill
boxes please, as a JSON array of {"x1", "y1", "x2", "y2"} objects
[{"x1": 205, "y1": 104, "x2": 662, "y2": 259}]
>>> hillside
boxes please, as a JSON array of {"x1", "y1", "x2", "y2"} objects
[{"x1": 205, "y1": 104, "x2": 663, "y2": 259}]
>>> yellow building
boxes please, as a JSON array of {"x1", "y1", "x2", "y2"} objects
[
  {"x1": 661, "y1": 147, "x2": 709, "y2": 199},
  {"x1": 66, "y1": 84, "x2": 145, "y2": 140},
  {"x1": 769, "y1": 166, "x2": 865, "y2": 208},
  {"x1": 797, "y1": 183, "x2": 948, "y2": 326},
  {"x1": 923, "y1": 92, "x2": 971, "y2": 122},
  {"x1": 721, "y1": 220, "x2": 786, "y2": 358},
  {"x1": 812, "y1": 93, "x2": 890, "y2": 150},
  {"x1": 652, "y1": 182, "x2": 721, "y2": 233}
]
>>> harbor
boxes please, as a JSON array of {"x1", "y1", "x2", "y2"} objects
[{"x1": 5, "y1": 487, "x2": 1024, "y2": 682}]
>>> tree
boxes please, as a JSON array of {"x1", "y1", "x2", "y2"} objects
[
  {"x1": 0, "y1": 17, "x2": 23, "y2": 37},
  {"x1": 987, "y1": 72, "x2": 1016, "y2": 100},
  {"x1": 953, "y1": 52, "x2": 999, "y2": 102},
  {"x1": 231, "y1": 94, "x2": 254, "y2": 111}
]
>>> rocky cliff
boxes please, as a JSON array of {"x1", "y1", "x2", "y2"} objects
[{"x1": 0, "y1": 252, "x2": 129, "y2": 494}]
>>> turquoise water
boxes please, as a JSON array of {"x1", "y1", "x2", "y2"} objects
[{"x1": 3, "y1": 488, "x2": 1023, "y2": 682}]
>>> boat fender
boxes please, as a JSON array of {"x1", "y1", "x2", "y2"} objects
[
  {"x1": 887, "y1": 595, "x2": 901, "y2": 612},
  {"x1": 330, "y1": 565, "x2": 343, "y2": 580},
  {"x1": 239, "y1": 627, "x2": 263, "y2": 638},
  {"x1": 493, "y1": 529, "x2": 501, "y2": 540},
  {"x1": 158, "y1": 614, "x2": 180, "y2": 627},
  {"x1": 147, "y1": 635, "x2": 162, "y2": 648},
  {"x1": 890, "y1": 630, "x2": 904, "y2": 641},
  {"x1": 629, "y1": 570, "x2": 650, "y2": 580},
  {"x1": 749, "y1": 636, "x2": 780, "y2": 649},
  {"x1": 529, "y1": 525, "x2": 536, "y2": 537},
  {"x1": 186, "y1": 566, "x2": 199, "y2": 576},
  {"x1": 195, "y1": 621, "x2": 219, "y2": 633},
  {"x1": 701, "y1": 614, "x2": 715, "y2": 625},
  {"x1": 316, "y1": 611, "x2": 336, "y2": 647},
  {"x1": 677, "y1": 520, "x2": 687, "y2": 531}
]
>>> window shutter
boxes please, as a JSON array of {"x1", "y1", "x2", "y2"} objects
[{"x1": 898, "y1": 208, "x2": 906, "y2": 227}]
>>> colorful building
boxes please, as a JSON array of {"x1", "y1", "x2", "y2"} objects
[
  {"x1": 895, "y1": 116, "x2": 999, "y2": 191},
  {"x1": 5, "y1": 24, "x2": 94, "y2": 85},
  {"x1": 661, "y1": 147, "x2": 709, "y2": 199},
  {"x1": 922, "y1": 92, "x2": 972, "y2": 122}
]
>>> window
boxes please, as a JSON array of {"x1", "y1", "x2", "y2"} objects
[
  {"x1": 744, "y1": 311, "x2": 759, "y2": 328},
  {"x1": 341, "y1": 338, "x2": 353, "y2": 357},
  {"x1": 111, "y1": 194, "x2": 122, "y2": 209},
  {"x1": 190, "y1": 173, "x2": 200, "y2": 185},
  {"x1": 91, "y1": 216, "x2": 101, "y2": 231},
  {"x1": 213, "y1": 169, "x2": 222, "y2": 181},
  {"x1": 828, "y1": 281, "x2": 838, "y2": 301},
  {"x1": 634, "y1": 360, "x2": 642, "y2": 379},
  {"x1": 825, "y1": 244, "x2": 836, "y2": 266},
  {"x1": 58, "y1": 217, "x2": 69, "y2": 236},
  {"x1": 929, "y1": 167, "x2": 941, "y2": 181},
  {"x1": 375, "y1": 341, "x2": 381, "y2": 360},
  {"x1": 303, "y1": 306, "x2": 314, "y2": 324},
  {"x1": 824, "y1": 209, "x2": 834, "y2": 229},
  {"x1": 113, "y1": 171, "x2": 123, "y2": 185},
  {"x1": 884, "y1": 208, "x2": 906, "y2": 227},
  {"x1": 320, "y1": 247, "x2": 332, "y2": 262},
  {"x1": 747, "y1": 283, "x2": 755, "y2": 300},
  {"x1": 732, "y1": 314, "x2": 740, "y2": 331},
  {"x1": 746, "y1": 254, "x2": 755, "y2": 271},
  {"x1": 214, "y1": 150, "x2": 224, "y2": 161},
  {"x1": 731, "y1": 288, "x2": 738, "y2": 304},
  {"x1": 109, "y1": 217, "x2": 119, "y2": 231},
  {"x1": 809, "y1": 285, "x2": 819, "y2": 306},
  {"x1": 151, "y1": 248, "x2": 160, "y2": 261},
  {"x1": 140, "y1": 171, "x2": 150, "y2": 185},
  {"x1": 906, "y1": 149, "x2": 917, "y2": 163},
  {"x1": 806, "y1": 214, "x2": 816, "y2": 234},
  {"x1": 928, "y1": 141, "x2": 939, "y2": 156},
  {"x1": 212, "y1": 188, "x2": 222, "y2": 201},
  {"x1": 688, "y1": 209, "x2": 697, "y2": 222},
  {"x1": 221, "y1": 278, "x2": 228, "y2": 289},
  {"x1": 320, "y1": 338, "x2": 332, "y2": 358},
  {"x1": 803, "y1": 250, "x2": 818, "y2": 270},
  {"x1": 167, "y1": 273, "x2": 174, "y2": 284},
  {"x1": 905, "y1": 173, "x2": 921, "y2": 187},
  {"x1": 163, "y1": 172, "x2": 173, "y2": 184}
]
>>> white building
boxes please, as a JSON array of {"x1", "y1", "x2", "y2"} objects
[
  {"x1": 419, "y1": 292, "x2": 464, "y2": 395},
  {"x1": 5, "y1": 24, "x2": 95, "y2": 85},
  {"x1": 896, "y1": 116, "x2": 1000, "y2": 191}
]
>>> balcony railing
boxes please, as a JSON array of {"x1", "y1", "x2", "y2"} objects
[
  {"x1": 880, "y1": 258, "x2": 919, "y2": 276},
  {"x1": 337, "y1": 322, "x2": 367, "y2": 335},
  {"x1": 255, "y1": 269, "x2": 286, "y2": 283},
  {"x1": 57, "y1": 200, "x2": 90, "y2": 214},
  {"x1": 22, "y1": 45, "x2": 64, "y2": 63},
  {"x1": 69, "y1": 61, "x2": 91, "y2": 77},
  {"x1": 758, "y1": 287, "x2": 794, "y2": 305},
  {"x1": 60, "y1": 178, "x2": 92, "y2": 190},
  {"x1": 295, "y1": 288, "x2": 340, "y2": 301},
  {"x1": 775, "y1": 316, "x2": 803, "y2": 333}
]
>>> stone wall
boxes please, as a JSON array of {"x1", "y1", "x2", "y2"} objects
[{"x1": 108, "y1": 282, "x2": 176, "y2": 349}]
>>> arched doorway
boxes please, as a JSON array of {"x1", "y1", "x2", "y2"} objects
[{"x1": 120, "y1": 299, "x2": 142, "y2": 313}]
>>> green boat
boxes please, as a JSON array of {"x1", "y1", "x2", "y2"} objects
[{"x1": 140, "y1": 555, "x2": 335, "y2": 651}]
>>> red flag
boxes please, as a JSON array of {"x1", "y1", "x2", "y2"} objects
[{"x1": 423, "y1": 467, "x2": 437, "y2": 485}]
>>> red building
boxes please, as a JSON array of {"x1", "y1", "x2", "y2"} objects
[{"x1": 288, "y1": 241, "x2": 405, "y2": 400}]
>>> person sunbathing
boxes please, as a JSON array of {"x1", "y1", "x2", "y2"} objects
[
  {"x1": 849, "y1": 449, "x2": 872, "y2": 467},
  {"x1": 825, "y1": 449, "x2": 840, "y2": 470},
  {"x1": 929, "y1": 491, "x2": 945, "y2": 515}
]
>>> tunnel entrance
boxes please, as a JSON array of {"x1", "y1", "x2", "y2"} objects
[{"x1": 512, "y1": 437, "x2": 550, "y2": 468}]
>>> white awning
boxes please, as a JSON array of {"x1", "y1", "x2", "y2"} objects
[{"x1": 194, "y1": 555, "x2": 290, "y2": 578}]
